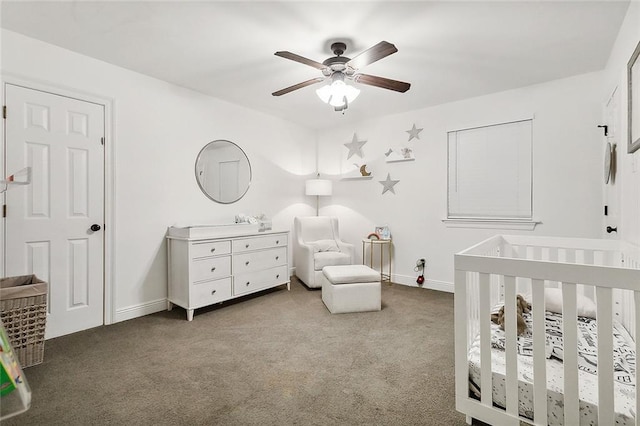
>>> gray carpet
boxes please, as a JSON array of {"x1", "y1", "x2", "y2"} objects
[{"x1": 4, "y1": 278, "x2": 467, "y2": 425}]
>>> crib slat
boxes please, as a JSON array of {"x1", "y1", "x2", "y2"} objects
[
  {"x1": 584, "y1": 250, "x2": 594, "y2": 265},
  {"x1": 454, "y1": 269, "x2": 469, "y2": 410},
  {"x1": 596, "y1": 287, "x2": 614, "y2": 425},
  {"x1": 479, "y1": 273, "x2": 492, "y2": 406},
  {"x1": 531, "y1": 279, "x2": 547, "y2": 425},
  {"x1": 561, "y1": 282, "x2": 580, "y2": 425},
  {"x1": 634, "y1": 291, "x2": 640, "y2": 426},
  {"x1": 503, "y1": 276, "x2": 518, "y2": 417}
]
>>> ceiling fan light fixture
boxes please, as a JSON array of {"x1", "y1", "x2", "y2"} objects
[{"x1": 315, "y1": 79, "x2": 360, "y2": 108}]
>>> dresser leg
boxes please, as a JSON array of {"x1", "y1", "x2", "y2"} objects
[
  {"x1": 187, "y1": 309, "x2": 194, "y2": 321},
  {"x1": 167, "y1": 300, "x2": 173, "y2": 311}
]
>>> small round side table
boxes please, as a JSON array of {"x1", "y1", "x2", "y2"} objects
[{"x1": 361, "y1": 238, "x2": 393, "y2": 284}]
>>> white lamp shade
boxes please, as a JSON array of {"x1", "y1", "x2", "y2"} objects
[
  {"x1": 315, "y1": 81, "x2": 360, "y2": 107},
  {"x1": 305, "y1": 179, "x2": 332, "y2": 196}
]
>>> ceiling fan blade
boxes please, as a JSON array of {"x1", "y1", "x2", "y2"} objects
[
  {"x1": 346, "y1": 41, "x2": 398, "y2": 70},
  {"x1": 354, "y1": 74, "x2": 411, "y2": 93},
  {"x1": 272, "y1": 77, "x2": 325, "y2": 96},
  {"x1": 274, "y1": 51, "x2": 327, "y2": 70}
]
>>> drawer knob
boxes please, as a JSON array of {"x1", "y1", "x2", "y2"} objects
[
  {"x1": 245, "y1": 244, "x2": 250, "y2": 248},
  {"x1": 276, "y1": 240, "x2": 279, "y2": 244},
  {"x1": 246, "y1": 281, "x2": 250, "y2": 286},
  {"x1": 245, "y1": 261, "x2": 250, "y2": 266},
  {"x1": 210, "y1": 248, "x2": 216, "y2": 253},
  {"x1": 211, "y1": 290, "x2": 217, "y2": 295},
  {"x1": 275, "y1": 256, "x2": 279, "y2": 260},
  {"x1": 211, "y1": 267, "x2": 216, "y2": 272},
  {"x1": 276, "y1": 274, "x2": 280, "y2": 279}
]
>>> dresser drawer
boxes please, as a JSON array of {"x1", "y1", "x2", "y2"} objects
[
  {"x1": 233, "y1": 265, "x2": 288, "y2": 296},
  {"x1": 192, "y1": 256, "x2": 231, "y2": 283},
  {"x1": 233, "y1": 234, "x2": 287, "y2": 253},
  {"x1": 190, "y1": 278, "x2": 232, "y2": 308},
  {"x1": 233, "y1": 247, "x2": 286, "y2": 274},
  {"x1": 191, "y1": 240, "x2": 231, "y2": 259}
]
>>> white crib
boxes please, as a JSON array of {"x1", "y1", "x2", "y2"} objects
[{"x1": 455, "y1": 235, "x2": 640, "y2": 426}]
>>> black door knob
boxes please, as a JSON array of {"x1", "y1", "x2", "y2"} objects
[
  {"x1": 90, "y1": 224, "x2": 101, "y2": 232},
  {"x1": 606, "y1": 226, "x2": 617, "y2": 233}
]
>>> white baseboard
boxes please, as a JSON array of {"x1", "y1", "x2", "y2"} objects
[
  {"x1": 115, "y1": 298, "x2": 166, "y2": 323},
  {"x1": 392, "y1": 274, "x2": 454, "y2": 293}
]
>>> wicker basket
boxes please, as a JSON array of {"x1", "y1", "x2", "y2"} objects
[{"x1": 0, "y1": 275, "x2": 47, "y2": 368}]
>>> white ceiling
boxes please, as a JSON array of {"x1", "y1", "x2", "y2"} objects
[{"x1": 1, "y1": 1, "x2": 630, "y2": 130}]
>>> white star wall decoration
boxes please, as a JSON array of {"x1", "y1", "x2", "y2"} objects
[
  {"x1": 406, "y1": 124, "x2": 423, "y2": 141},
  {"x1": 344, "y1": 133, "x2": 367, "y2": 159},
  {"x1": 379, "y1": 173, "x2": 400, "y2": 195}
]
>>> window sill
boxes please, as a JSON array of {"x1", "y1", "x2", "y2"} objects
[{"x1": 442, "y1": 218, "x2": 540, "y2": 230}]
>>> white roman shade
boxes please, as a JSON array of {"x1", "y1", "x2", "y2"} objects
[{"x1": 447, "y1": 119, "x2": 532, "y2": 220}]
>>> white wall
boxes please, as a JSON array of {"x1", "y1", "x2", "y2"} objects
[
  {"x1": 602, "y1": 2, "x2": 640, "y2": 245},
  {"x1": 317, "y1": 72, "x2": 604, "y2": 291},
  {"x1": 1, "y1": 29, "x2": 317, "y2": 322}
]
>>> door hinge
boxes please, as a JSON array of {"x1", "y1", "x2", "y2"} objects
[
  {"x1": 2, "y1": 205, "x2": 6, "y2": 218},
  {"x1": 101, "y1": 137, "x2": 104, "y2": 145},
  {"x1": 2, "y1": 106, "x2": 6, "y2": 119}
]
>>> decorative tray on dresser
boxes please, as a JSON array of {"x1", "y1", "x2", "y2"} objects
[{"x1": 166, "y1": 224, "x2": 290, "y2": 321}]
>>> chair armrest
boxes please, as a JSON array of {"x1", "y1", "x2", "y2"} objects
[
  {"x1": 336, "y1": 240, "x2": 354, "y2": 263},
  {"x1": 294, "y1": 242, "x2": 315, "y2": 284}
]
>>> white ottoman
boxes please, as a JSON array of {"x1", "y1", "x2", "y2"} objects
[{"x1": 321, "y1": 265, "x2": 381, "y2": 314}]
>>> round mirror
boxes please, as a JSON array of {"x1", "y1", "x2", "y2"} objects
[{"x1": 195, "y1": 140, "x2": 251, "y2": 204}]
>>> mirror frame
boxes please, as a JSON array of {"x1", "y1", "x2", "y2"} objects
[{"x1": 194, "y1": 139, "x2": 252, "y2": 204}]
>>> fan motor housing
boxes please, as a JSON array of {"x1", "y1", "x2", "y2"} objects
[{"x1": 322, "y1": 41, "x2": 351, "y2": 72}]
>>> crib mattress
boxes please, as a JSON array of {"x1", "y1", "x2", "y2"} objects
[{"x1": 468, "y1": 332, "x2": 636, "y2": 425}]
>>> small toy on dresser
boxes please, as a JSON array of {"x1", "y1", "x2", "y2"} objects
[{"x1": 236, "y1": 213, "x2": 271, "y2": 231}]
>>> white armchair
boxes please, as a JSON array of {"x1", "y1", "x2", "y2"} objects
[{"x1": 294, "y1": 216, "x2": 354, "y2": 288}]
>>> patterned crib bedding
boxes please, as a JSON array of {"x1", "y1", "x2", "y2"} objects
[{"x1": 468, "y1": 312, "x2": 637, "y2": 425}]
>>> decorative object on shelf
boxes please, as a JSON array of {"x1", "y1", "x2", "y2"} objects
[
  {"x1": 379, "y1": 173, "x2": 399, "y2": 195},
  {"x1": 344, "y1": 133, "x2": 367, "y2": 159},
  {"x1": 366, "y1": 232, "x2": 381, "y2": 240},
  {"x1": 406, "y1": 123, "x2": 423, "y2": 141},
  {"x1": 305, "y1": 174, "x2": 332, "y2": 216},
  {"x1": 195, "y1": 140, "x2": 251, "y2": 204},
  {"x1": 385, "y1": 147, "x2": 415, "y2": 163},
  {"x1": 341, "y1": 163, "x2": 373, "y2": 180},
  {"x1": 375, "y1": 225, "x2": 391, "y2": 240},
  {"x1": 271, "y1": 41, "x2": 411, "y2": 113},
  {"x1": 354, "y1": 163, "x2": 372, "y2": 176},
  {"x1": 628, "y1": 40, "x2": 640, "y2": 153}
]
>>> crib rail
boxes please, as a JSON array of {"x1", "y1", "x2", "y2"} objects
[{"x1": 455, "y1": 235, "x2": 640, "y2": 426}]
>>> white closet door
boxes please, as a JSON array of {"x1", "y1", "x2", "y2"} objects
[{"x1": 4, "y1": 84, "x2": 105, "y2": 339}]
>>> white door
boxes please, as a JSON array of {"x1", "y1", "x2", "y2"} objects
[
  {"x1": 219, "y1": 160, "x2": 239, "y2": 201},
  {"x1": 4, "y1": 84, "x2": 105, "y2": 339}
]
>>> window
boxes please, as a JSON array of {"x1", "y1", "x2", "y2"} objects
[{"x1": 447, "y1": 119, "x2": 533, "y2": 222}]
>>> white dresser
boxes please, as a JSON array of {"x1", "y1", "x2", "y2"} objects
[{"x1": 167, "y1": 229, "x2": 290, "y2": 321}]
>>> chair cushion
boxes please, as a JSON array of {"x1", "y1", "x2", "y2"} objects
[
  {"x1": 322, "y1": 265, "x2": 380, "y2": 284},
  {"x1": 313, "y1": 239, "x2": 340, "y2": 253},
  {"x1": 314, "y1": 252, "x2": 351, "y2": 270}
]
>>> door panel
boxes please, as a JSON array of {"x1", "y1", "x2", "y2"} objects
[{"x1": 4, "y1": 84, "x2": 105, "y2": 338}]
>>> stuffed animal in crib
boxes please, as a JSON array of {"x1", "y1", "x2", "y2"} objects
[{"x1": 491, "y1": 294, "x2": 531, "y2": 335}]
